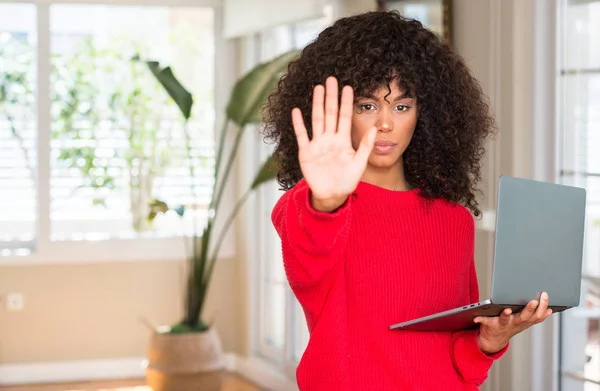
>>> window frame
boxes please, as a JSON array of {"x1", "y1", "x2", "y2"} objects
[
  {"x1": 248, "y1": 8, "x2": 335, "y2": 380},
  {"x1": 555, "y1": 1, "x2": 600, "y2": 390},
  {"x1": 251, "y1": 24, "x2": 302, "y2": 376},
  {"x1": 0, "y1": 0, "x2": 234, "y2": 265},
  {"x1": 529, "y1": 0, "x2": 562, "y2": 388}
]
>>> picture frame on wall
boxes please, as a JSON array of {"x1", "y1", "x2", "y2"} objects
[{"x1": 376, "y1": 0, "x2": 453, "y2": 45}]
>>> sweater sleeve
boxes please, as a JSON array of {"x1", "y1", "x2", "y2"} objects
[
  {"x1": 450, "y1": 255, "x2": 509, "y2": 385},
  {"x1": 271, "y1": 179, "x2": 352, "y2": 287}
]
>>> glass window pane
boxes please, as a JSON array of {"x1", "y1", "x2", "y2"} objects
[
  {"x1": 0, "y1": 4, "x2": 37, "y2": 252},
  {"x1": 561, "y1": 281, "x2": 600, "y2": 385},
  {"x1": 586, "y1": 383, "x2": 600, "y2": 391},
  {"x1": 48, "y1": 5, "x2": 215, "y2": 240},
  {"x1": 559, "y1": 2, "x2": 600, "y2": 389},
  {"x1": 561, "y1": 371, "x2": 600, "y2": 391},
  {"x1": 559, "y1": 74, "x2": 600, "y2": 183},
  {"x1": 562, "y1": 1, "x2": 600, "y2": 70}
]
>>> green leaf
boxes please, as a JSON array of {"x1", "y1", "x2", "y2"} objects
[
  {"x1": 142, "y1": 59, "x2": 193, "y2": 120},
  {"x1": 147, "y1": 199, "x2": 169, "y2": 223},
  {"x1": 147, "y1": 210, "x2": 157, "y2": 224},
  {"x1": 92, "y1": 198, "x2": 106, "y2": 207},
  {"x1": 250, "y1": 155, "x2": 278, "y2": 190},
  {"x1": 164, "y1": 321, "x2": 208, "y2": 334},
  {"x1": 226, "y1": 50, "x2": 298, "y2": 126},
  {"x1": 174, "y1": 205, "x2": 185, "y2": 217},
  {"x1": 149, "y1": 199, "x2": 169, "y2": 214}
]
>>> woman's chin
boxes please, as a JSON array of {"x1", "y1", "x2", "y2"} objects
[{"x1": 368, "y1": 154, "x2": 403, "y2": 169}]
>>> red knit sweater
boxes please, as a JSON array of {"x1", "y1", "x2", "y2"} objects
[{"x1": 271, "y1": 179, "x2": 508, "y2": 390}]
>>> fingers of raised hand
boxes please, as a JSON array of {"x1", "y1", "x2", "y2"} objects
[
  {"x1": 291, "y1": 108, "x2": 309, "y2": 149},
  {"x1": 354, "y1": 126, "x2": 377, "y2": 164},
  {"x1": 309, "y1": 76, "x2": 356, "y2": 141},
  {"x1": 324, "y1": 76, "x2": 339, "y2": 135},
  {"x1": 311, "y1": 84, "x2": 325, "y2": 138},
  {"x1": 337, "y1": 85, "x2": 354, "y2": 138}
]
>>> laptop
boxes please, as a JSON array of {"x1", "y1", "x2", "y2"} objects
[{"x1": 389, "y1": 175, "x2": 587, "y2": 332}]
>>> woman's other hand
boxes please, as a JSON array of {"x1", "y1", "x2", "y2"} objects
[{"x1": 474, "y1": 292, "x2": 553, "y2": 355}]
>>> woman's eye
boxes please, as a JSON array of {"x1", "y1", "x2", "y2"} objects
[
  {"x1": 360, "y1": 104, "x2": 375, "y2": 111},
  {"x1": 396, "y1": 105, "x2": 409, "y2": 112}
]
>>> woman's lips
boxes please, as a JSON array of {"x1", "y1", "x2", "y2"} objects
[{"x1": 373, "y1": 140, "x2": 397, "y2": 154}]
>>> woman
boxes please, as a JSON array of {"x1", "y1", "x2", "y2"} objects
[{"x1": 262, "y1": 11, "x2": 551, "y2": 390}]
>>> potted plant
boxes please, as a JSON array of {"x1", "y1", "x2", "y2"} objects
[{"x1": 141, "y1": 50, "x2": 298, "y2": 391}]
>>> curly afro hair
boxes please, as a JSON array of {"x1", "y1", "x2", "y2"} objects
[{"x1": 262, "y1": 11, "x2": 495, "y2": 217}]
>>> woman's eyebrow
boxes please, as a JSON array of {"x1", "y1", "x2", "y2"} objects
[
  {"x1": 392, "y1": 93, "x2": 415, "y2": 102},
  {"x1": 356, "y1": 92, "x2": 414, "y2": 102}
]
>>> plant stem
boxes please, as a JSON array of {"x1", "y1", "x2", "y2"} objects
[
  {"x1": 182, "y1": 119, "x2": 200, "y2": 326},
  {"x1": 182, "y1": 120, "x2": 198, "y2": 233},
  {"x1": 202, "y1": 187, "x2": 252, "y2": 291},
  {"x1": 212, "y1": 124, "x2": 246, "y2": 213},
  {"x1": 211, "y1": 118, "x2": 230, "y2": 207},
  {"x1": 185, "y1": 119, "x2": 230, "y2": 326}
]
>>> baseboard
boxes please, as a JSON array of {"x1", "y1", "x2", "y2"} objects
[
  {"x1": 0, "y1": 357, "x2": 147, "y2": 386},
  {"x1": 0, "y1": 353, "x2": 297, "y2": 390},
  {"x1": 230, "y1": 355, "x2": 298, "y2": 391}
]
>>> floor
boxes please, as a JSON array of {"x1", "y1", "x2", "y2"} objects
[{"x1": 0, "y1": 373, "x2": 263, "y2": 391}]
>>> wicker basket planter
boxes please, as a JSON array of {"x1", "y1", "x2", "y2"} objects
[{"x1": 146, "y1": 327, "x2": 225, "y2": 391}]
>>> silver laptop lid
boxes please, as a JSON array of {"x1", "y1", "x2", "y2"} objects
[{"x1": 490, "y1": 176, "x2": 586, "y2": 307}]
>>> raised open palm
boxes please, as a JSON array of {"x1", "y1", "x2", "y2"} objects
[{"x1": 292, "y1": 76, "x2": 376, "y2": 209}]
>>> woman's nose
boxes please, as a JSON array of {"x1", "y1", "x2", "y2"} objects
[{"x1": 376, "y1": 111, "x2": 393, "y2": 133}]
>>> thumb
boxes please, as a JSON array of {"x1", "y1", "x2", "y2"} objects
[
  {"x1": 354, "y1": 126, "x2": 376, "y2": 164},
  {"x1": 499, "y1": 308, "x2": 512, "y2": 326},
  {"x1": 474, "y1": 316, "x2": 490, "y2": 326}
]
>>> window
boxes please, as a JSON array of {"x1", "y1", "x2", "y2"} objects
[
  {"x1": 0, "y1": 1, "x2": 218, "y2": 260},
  {"x1": 254, "y1": 8, "x2": 332, "y2": 378},
  {"x1": 48, "y1": 5, "x2": 214, "y2": 241},
  {"x1": 0, "y1": 3, "x2": 37, "y2": 253},
  {"x1": 557, "y1": 0, "x2": 600, "y2": 390}
]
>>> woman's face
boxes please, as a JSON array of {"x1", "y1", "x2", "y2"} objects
[{"x1": 351, "y1": 82, "x2": 418, "y2": 171}]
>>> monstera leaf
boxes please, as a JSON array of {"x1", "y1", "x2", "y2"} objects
[{"x1": 226, "y1": 50, "x2": 298, "y2": 126}]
